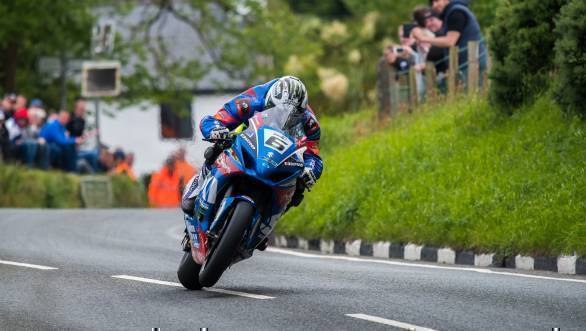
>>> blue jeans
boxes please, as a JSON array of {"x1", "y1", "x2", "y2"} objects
[
  {"x1": 78, "y1": 149, "x2": 99, "y2": 173},
  {"x1": 48, "y1": 143, "x2": 77, "y2": 172},
  {"x1": 17, "y1": 141, "x2": 49, "y2": 170}
]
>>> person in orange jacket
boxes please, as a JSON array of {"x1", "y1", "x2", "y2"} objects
[
  {"x1": 148, "y1": 157, "x2": 181, "y2": 208},
  {"x1": 174, "y1": 147, "x2": 196, "y2": 191},
  {"x1": 112, "y1": 150, "x2": 137, "y2": 181}
]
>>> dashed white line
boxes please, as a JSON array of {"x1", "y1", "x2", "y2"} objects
[
  {"x1": 111, "y1": 275, "x2": 275, "y2": 300},
  {"x1": 266, "y1": 248, "x2": 586, "y2": 284},
  {"x1": 346, "y1": 313, "x2": 438, "y2": 331},
  {"x1": 0, "y1": 259, "x2": 58, "y2": 270}
]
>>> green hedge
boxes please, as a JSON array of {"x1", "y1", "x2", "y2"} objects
[
  {"x1": 278, "y1": 96, "x2": 586, "y2": 256},
  {"x1": 0, "y1": 166, "x2": 146, "y2": 208},
  {"x1": 488, "y1": 0, "x2": 568, "y2": 113}
]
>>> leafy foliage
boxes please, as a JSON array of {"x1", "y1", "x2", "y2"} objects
[
  {"x1": 488, "y1": 0, "x2": 569, "y2": 113},
  {"x1": 0, "y1": 0, "x2": 96, "y2": 108},
  {"x1": 279, "y1": 96, "x2": 586, "y2": 256},
  {"x1": 553, "y1": 0, "x2": 586, "y2": 117}
]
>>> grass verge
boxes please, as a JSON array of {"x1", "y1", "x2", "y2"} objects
[{"x1": 279, "y1": 96, "x2": 586, "y2": 256}]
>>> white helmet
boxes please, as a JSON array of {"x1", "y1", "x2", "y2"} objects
[{"x1": 264, "y1": 76, "x2": 308, "y2": 111}]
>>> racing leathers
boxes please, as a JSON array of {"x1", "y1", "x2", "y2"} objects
[{"x1": 181, "y1": 78, "x2": 323, "y2": 218}]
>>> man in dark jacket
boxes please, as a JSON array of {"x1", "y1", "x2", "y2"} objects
[
  {"x1": 66, "y1": 97, "x2": 86, "y2": 138},
  {"x1": 414, "y1": 0, "x2": 486, "y2": 87}
]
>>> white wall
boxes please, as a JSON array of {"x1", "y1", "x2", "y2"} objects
[{"x1": 90, "y1": 94, "x2": 233, "y2": 176}]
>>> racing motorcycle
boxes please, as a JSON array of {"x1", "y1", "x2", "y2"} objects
[{"x1": 177, "y1": 105, "x2": 307, "y2": 289}]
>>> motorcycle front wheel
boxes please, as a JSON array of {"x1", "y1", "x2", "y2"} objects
[
  {"x1": 177, "y1": 251, "x2": 203, "y2": 290},
  {"x1": 198, "y1": 201, "x2": 253, "y2": 288}
]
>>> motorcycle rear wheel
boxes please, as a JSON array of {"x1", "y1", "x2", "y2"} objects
[
  {"x1": 198, "y1": 201, "x2": 253, "y2": 287},
  {"x1": 177, "y1": 251, "x2": 203, "y2": 290}
]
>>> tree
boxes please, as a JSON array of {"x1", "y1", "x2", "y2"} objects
[
  {"x1": 488, "y1": 0, "x2": 569, "y2": 113},
  {"x1": 553, "y1": 0, "x2": 586, "y2": 117},
  {"x1": 109, "y1": 0, "x2": 322, "y2": 109},
  {"x1": 0, "y1": 0, "x2": 95, "y2": 109}
]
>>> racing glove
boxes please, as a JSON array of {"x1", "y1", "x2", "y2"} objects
[
  {"x1": 209, "y1": 126, "x2": 230, "y2": 140},
  {"x1": 300, "y1": 167, "x2": 317, "y2": 190}
]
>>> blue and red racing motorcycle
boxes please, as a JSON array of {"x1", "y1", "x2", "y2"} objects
[{"x1": 177, "y1": 105, "x2": 307, "y2": 289}]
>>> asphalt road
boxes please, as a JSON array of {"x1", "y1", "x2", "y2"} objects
[{"x1": 0, "y1": 209, "x2": 584, "y2": 330}]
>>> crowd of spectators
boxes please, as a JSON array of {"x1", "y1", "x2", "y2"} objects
[
  {"x1": 147, "y1": 147, "x2": 196, "y2": 208},
  {"x1": 382, "y1": 0, "x2": 486, "y2": 97},
  {"x1": 0, "y1": 92, "x2": 136, "y2": 180}
]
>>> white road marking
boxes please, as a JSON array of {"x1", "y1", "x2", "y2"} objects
[
  {"x1": 266, "y1": 248, "x2": 586, "y2": 284},
  {"x1": 346, "y1": 313, "x2": 438, "y2": 331},
  {"x1": 0, "y1": 259, "x2": 58, "y2": 270},
  {"x1": 111, "y1": 275, "x2": 275, "y2": 300}
]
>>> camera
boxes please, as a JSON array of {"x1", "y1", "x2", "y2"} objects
[{"x1": 394, "y1": 47, "x2": 405, "y2": 54}]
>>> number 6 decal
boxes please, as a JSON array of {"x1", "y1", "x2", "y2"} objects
[{"x1": 264, "y1": 129, "x2": 292, "y2": 153}]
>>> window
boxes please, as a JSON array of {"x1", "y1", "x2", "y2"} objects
[{"x1": 160, "y1": 101, "x2": 193, "y2": 139}]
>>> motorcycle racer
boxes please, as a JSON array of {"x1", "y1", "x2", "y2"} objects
[{"x1": 181, "y1": 76, "x2": 323, "y2": 222}]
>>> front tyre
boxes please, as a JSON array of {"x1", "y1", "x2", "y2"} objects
[
  {"x1": 198, "y1": 201, "x2": 253, "y2": 287},
  {"x1": 177, "y1": 251, "x2": 203, "y2": 290}
]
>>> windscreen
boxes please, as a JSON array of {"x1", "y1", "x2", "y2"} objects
[{"x1": 249, "y1": 105, "x2": 304, "y2": 139}]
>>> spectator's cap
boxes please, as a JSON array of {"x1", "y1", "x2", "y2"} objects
[
  {"x1": 114, "y1": 149, "x2": 126, "y2": 161},
  {"x1": 30, "y1": 98, "x2": 44, "y2": 108},
  {"x1": 14, "y1": 108, "x2": 29, "y2": 121}
]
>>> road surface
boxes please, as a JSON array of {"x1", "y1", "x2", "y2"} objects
[{"x1": 0, "y1": 209, "x2": 584, "y2": 330}]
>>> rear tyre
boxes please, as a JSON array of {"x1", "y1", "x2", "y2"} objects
[
  {"x1": 198, "y1": 201, "x2": 253, "y2": 287},
  {"x1": 177, "y1": 251, "x2": 203, "y2": 290}
]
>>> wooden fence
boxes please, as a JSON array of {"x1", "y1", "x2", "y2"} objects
[{"x1": 377, "y1": 41, "x2": 490, "y2": 117}]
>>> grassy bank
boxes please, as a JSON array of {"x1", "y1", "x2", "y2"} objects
[
  {"x1": 279, "y1": 96, "x2": 586, "y2": 256},
  {"x1": 0, "y1": 165, "x2": 147, "y2": 208}
]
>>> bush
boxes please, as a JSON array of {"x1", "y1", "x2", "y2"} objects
[
  {"x1": 0, "y1": 166, "x2": 81, "y2": 208},
  {"x1": 0, "y1": 165, "x2": 146, "y2": 208},
  {"x1": 279, "y1": 96, "x2": 586, "y2": 256},
  {"x1": 110, "y1": 174, "x2": 147, "y2": 208},
  {"x1": 553, "y1": 0, "x2": 586, "y2": 117},
  {"x1": 488, "y1": 0, "x2": 569, "y2": 113}
]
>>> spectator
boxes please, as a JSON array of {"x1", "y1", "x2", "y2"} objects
[
  {"x1": 383, "y1": 44, "x2": 424, "y2": 101},
  {"x1": 148, "y1": 157, "x2": 181, "y2": 208},
  {"x1": 112, "y1": 149, "x2": 137, "y2": 180},
  {"x1": 398, "y1": 23, "x2": 417, "y2": 52},
  {"x1": 1, "y1": 93, "x2": 17, "y2": 120},
  {"x1": 415, "y1": 0, "x2": 486, "y2": 87},
  {"x1": 66, "y1": 97, "x2": 99, "y2": 172},
  {"x1": 412, "y1": 6, "x2": 438, "y2": 63},
  {"x1": 15, "y1": 94, "x2": 27, "y2": 110},
  {"x1": 66, "y1": 97, "x2": 86, "y2": 138},
  {"x1": 39, "y1": 110, "x2": 85, "y2": 172},
  {"x1": 174, "y1": 147, "x2": 196, "y2": 191},
  {"x1": 28, "y1": 99, "x2": 47, "y2": 122},
  {"x1": 383, "y1": 44, "x2": 414, "y2": 75},
  {"x1": 26, "y1": 107, "x2": 49, "y2": 169},
  {"x1": 98, "y1": 145, "x2": 115, "y2": 172},
  {"x1": 0, "y1": 111, "x2": 9, "y2": 162},
  {"x1": 412, "y1": 6, "x2": 449, "y2": 92},
  {"x1": 5, "y1": 108, "x2": 46, "y2": 169}
]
